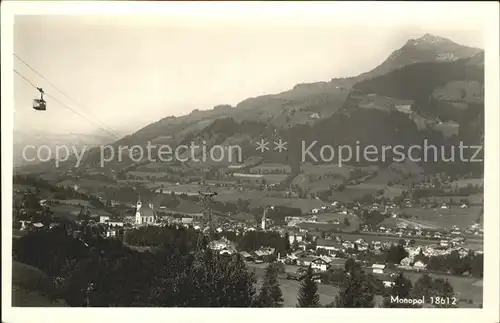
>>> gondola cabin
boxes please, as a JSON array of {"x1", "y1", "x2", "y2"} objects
[
  {"x1": 33, "y1": 87, "x2": 46, "y2": 111},
  {"x1": 33, "y1": 98, "x2": 46, "y2": 111}
]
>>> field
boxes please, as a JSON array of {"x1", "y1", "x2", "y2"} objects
[
  {"x1": 137, "y1": 162, "x2": 174, "y2": 170},
  {"x1": 149, "y1": 135, "x2": 173, "y2": 144},
  {"x1": 291, "y1": 174, "x2": 307, "y2": 186},
  {"x1": 330, "y1": 186, "x2": 379, "y2": 202},
  {"x1": 249, "y1": 263, "x2": 343, "y2": 306},
  {"x1": 315, "y1": 212, "x2": 362, "y2": 232},
  {"x1": 382, "y1": 186, "x2": 406, "y2": 199},
  {"x1": 230, "y1": 212, "x2": 255, "y2": 222},
  {"x1": 249, "y1": 263, "x2": 482, "y2": 307},
  {"x1": 55, "y1": 199, "x2": 93, "y2": 207},
  {"x1": 248, "y1": 197, "x2": 324, "y2": 213},
  {"x1": 215, "y1": 191, "x2": 325, "y2": 213},
  {"x1": 156, "y1": 183, "x2": 204, "y2": 195},
  {"x1": 449, "y1": 178, "x2": 483, "y2": 188},
  {"x1": 57, "y1": 178, "x2": 118, "y2": 189},
  {"x1": 215, "y1": 191, "x2": 266, "y2": 203},
  {"x1": 432, "y1": 122, "x2": 460, "y2": 137},
  {"x1": 126, "y1": 171, "x2": 169, "y2": 179},
  {"x1": 117, "y1": 179, "x2": 150, "y2": 184},
  {"x1": 51, "y1": 204, "x2": 83, "y2": 219},
  {"x1": 11, "y1": 261, "x2": 67, "y2": 307},
  {"x1": 397, "y1": 206, "x2": 482, "y2": 229},
  {"x1": 300, "y1": 163, "x2": 354, "y2": 178},
  {"x1": 292, "y1": 174, "x2": 344, "y2": 193},
  {"x1": 261, "y1": 174, "x2": 289, "y2": 185},
  {"x1": 249, "y1": 163, "x2": 292, "y2": 174},
  {"x1": 331, "y1": 232, "x2": 439, "y2": 246},
  {"x1": 400, "y1": 271, "x2": 483, "y2": 306},
  {"x1": 417, "y1": 194, "x2": 483, "y2": 205},
  {"x1": 12, "y1": 287, "x2": 67, "y2": 307},
  {"x1": 364, "y1": 168, "x2": 402, "y2": 185},
  {"x1": 144, "y1": 181, "x2": 176, "y2": 189},
  {"x1": 39, "y1": 172, "x2": 62, "y2": 182}
]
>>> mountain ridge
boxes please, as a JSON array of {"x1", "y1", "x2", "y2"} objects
[{"x1": 14, "y1": 33, "x2": 484, "y2": 175}]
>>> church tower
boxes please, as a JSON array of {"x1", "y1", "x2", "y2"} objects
[
  {"x1": 261, "y1": 208, "x2": 268, "y2": 231},
  {"x1": 135, "y1": 196, "x2": 142, "y2": 225}
]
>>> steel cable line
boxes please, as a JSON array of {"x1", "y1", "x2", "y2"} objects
[
  {"x1": 14, "y1": 68, "x2": 121, "y2": 139},
  {"x1": 14, "y1": 68, "x2": 38, "y2": 89},
  {"x1": 13, "y1": 53, "x2": 122, "y2": 139}
]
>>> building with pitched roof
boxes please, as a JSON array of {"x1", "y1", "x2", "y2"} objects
[{"x1": 135, "y1": 198, "x2": 157, "y2": 225}]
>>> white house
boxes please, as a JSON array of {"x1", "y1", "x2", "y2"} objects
[
  {"x1": 219, "y1": 248, "x2": 234, "y2": 256},
  {"x1": 108, "y1": 220, "x2": 124, "y2": 227},
  {"x1": 413, "y1": 260, "x2": 427, "y2": 271},
  {"x1": 316, "y1": 239, "x2": 343, "y2": 252},
  {"x1": 372, "y1": 264, "x2": 386, "y2": 274},
  {"x1": 456, "y1": 247, "x2": 470, "y2": 258},
  {"x1": 99, "y1": 215, "x2": 110, "y2": 224},
  {"x1": 440, "y1": 240, "x2": 450, "y2": 247},
  {"x1": 342, "y1": 241, "x2": 355, "y2": 249},
  {"x1": 383, "y1": 279, "x2": 395, "y2": 288},
  {"x1": 289, "y1": 234, "x2": 304, "y2": 245},
  {"x1": 400, "y1": 257, "x2": 412, "y2": 267},
  {"x1": 299, "y1": 256, "x2": 317, "y2": 267},
  {"x1": 311, "y1": 258, "x2": 330, "y2": 272},
  {"x1": 394, "y1": 100, "x2": 414, "y2": 114}
]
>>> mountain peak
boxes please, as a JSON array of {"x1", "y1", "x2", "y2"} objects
[
  {"x1": 418, "y1": 33, "x2": 451, "y2": 43},
  {"x1": 359, "y1": 33, "x2": 482, "y2": 80},
  {"x1": 406, "y1": 33, "x2": 455, "y2": 47}
]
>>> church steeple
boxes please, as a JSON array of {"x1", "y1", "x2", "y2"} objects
[{"x1": 136, "y1": 195, "x2": 142, "y2": 211}]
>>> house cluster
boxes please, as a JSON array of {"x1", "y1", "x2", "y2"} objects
[
  {"x1": 314, "y1": 237, "x2": 385, "y2": 253},
  {"x1": 208, "y1": 237, "x2": 238, "y2": 255},
  {"x1": 288, "y1": 253, "x2": 332, "y2": 271},
  {"x1": 238, "y1": 248, "x2": 276, "y2": 263}
]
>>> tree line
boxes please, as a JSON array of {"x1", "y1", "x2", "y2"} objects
[{"x1": 13, "y1": 224, "x2": 466, "y2": 308}]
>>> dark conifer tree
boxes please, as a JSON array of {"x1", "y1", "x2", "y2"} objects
[
  {"x1": 256, "y1": 263, "x2": 283, "y2": 307},
  {"x1": 383, "y1": 272, "x2": 416, "y2": 308},
  {"x1": 297, "y1": 265, "x2": 320, "y2": 307}
]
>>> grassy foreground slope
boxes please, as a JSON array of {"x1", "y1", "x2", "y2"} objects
[{"x1": 11, "y1": 261, "x2": 67, "y2": 307}]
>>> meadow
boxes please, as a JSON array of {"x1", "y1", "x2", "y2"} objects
[
  {"x1": 243, "y1": 196, "x2": 324, "y2": 213},
  {"x1": 11, "y1": 261, "x2": 67, "y2": 306},
  {"x1": 449, "y1": 178, "x2": 483, "y2": 188},
  {"x1": 315, "y1": 212, "x2": 362, "y2": 232},
  {"x1": 249, "y1": 163, "x2": 292, "y2": 174},
  {"x1": 261, "y1": 174, "x2": 289, "y2": 184},
  {"x1": 249, "y1": 263, "x2": 481, "y2": 308},
  {"x1": 300, "y1": 163, "x2": 354, "y2": 178},
  {"x1": 397, "y1": 206, "x2": 482, "y2": 229}
]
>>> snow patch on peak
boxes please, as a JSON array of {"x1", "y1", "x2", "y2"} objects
[{"x1": 418, "y1": 33, "x2": 449, "y2": 44}]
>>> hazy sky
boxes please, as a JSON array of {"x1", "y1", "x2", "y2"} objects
[{"x1": 13, "y1": 12, "x2": 485, "y2": 136}]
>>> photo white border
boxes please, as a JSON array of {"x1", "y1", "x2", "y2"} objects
[{"x1": 2, "y1": 1, "x2": 499, "y2": 323}]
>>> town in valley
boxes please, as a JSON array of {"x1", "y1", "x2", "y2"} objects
[{"x1": 10, "y1": 15, "x2": 486, "y2": 309}]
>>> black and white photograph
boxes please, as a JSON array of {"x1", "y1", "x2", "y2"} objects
[{"x1": 2, "y1": 1, "x2": 499, "y2": 322}]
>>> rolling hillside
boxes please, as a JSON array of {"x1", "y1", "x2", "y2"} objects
[{"x1": 15, "y1": 33, "x2": 484, "y2": 177}]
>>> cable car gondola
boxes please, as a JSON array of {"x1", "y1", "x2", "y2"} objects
[{"x1": 32, "y1": 87, "x2": 46, "y2": 111}]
